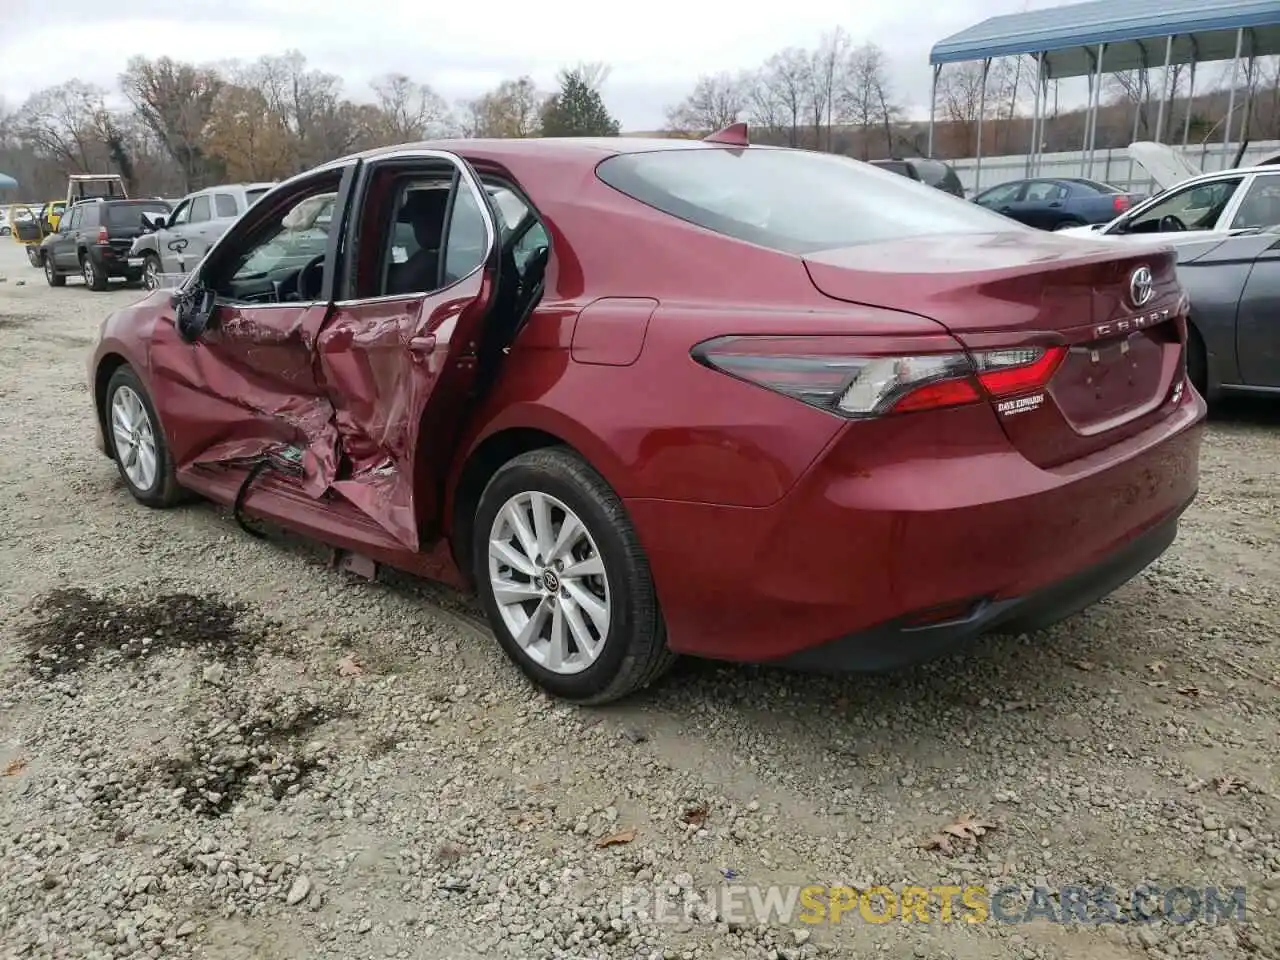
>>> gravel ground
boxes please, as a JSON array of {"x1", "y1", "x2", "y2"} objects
[{"x1": 0, "y1": 240, "x2": 1278, "y2": 960}]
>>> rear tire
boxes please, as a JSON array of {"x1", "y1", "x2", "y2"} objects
[
  {"x1": 142, "y1": 253, "x2": 162, "y2": 291},
  {"x1": 473, "y1": 447, "x2": 676, "y2": 704},
  {"x1": 103, "y1": 365, "x2": 184, "y2": 508},
  {"x1": 26, "y1": 246, "x2": 42, "y2": 268},
  {"x1": 44, "y1": 255, "x2": 65, "y2": 287},
  {"x1": 81, "y1": 253, "x2": 108, "y2": 291}
]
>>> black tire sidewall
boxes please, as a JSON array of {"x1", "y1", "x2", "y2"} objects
[
  {"x1": 44, "y1": 258, "x2": 55, "y2": 285},
  {"x1": 472, "y1": 453, "x2": 653, "y2": 701},
  {"x1": 105, "y1": 366, "x2": 171, "y2": 504}
]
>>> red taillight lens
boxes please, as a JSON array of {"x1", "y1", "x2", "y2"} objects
[
  {"x1": 96, "y1": 226, "x2": 109, "y2": 243},
  {"x1": 1112, "y1": 194, "x2": 1132, "y2": 213},
  {"x1": 972, "y1": 346, "x2": 1067, "y2": 396},
  {"x1": 693, "y1": 336, "x2": 1065, "y2": 418}
]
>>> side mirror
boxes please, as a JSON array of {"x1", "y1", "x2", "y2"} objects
[{"x1": 172, "y1": 284, "x2": 217, "y2": 343}]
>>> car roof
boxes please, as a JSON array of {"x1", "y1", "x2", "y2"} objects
[{"x1": 323, "y1": 136, "x2": 729, "y2": 169}]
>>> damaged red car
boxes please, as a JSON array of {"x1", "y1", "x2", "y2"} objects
[{"x1": 88, "y1": 131, "x2": 1206, "y2": 703}]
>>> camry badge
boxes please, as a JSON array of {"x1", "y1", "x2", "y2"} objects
[{"x1": 1129, "y1": 265, "x2": 1155, "y2": 308}]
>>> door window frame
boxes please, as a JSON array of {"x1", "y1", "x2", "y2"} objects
[
  {"x1": 183, "y1": 162, "x2": 360, "y2": 310},
  {"x1": 335, "y1": 149, "x2": 499, "y2": 306}
]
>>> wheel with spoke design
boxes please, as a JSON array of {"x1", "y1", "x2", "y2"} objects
[
  {"x1": 104, "y1": 365, "x2": 183, "y2": 507},
  {"x1": 473, "y1": 447, "x2": 676, "y2": 703}
]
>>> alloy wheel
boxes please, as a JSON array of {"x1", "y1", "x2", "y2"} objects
[
  {"x1": 82, "y1": 259, "x2": 94, "y2": 286},
  {"x1": 487, "y1": 491, "x2": 611, "y2": 675},
  {"x1": 44, "y1": 258, "x2": 54, "y2": 283},
  {"x1": 144, "y1": 258, "x2": 159, "y2": 290},
  {"x1": 110, "y1": 385, "x2": 159, "y2": 492}
]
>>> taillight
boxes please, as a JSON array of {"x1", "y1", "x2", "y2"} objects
[
  {"x1": 692, "y1": 336, "x2": 1066, "y2": 418},
  {"x1": 96, "y1": 226, "x2": 109, "y2": 244},
  {"x1": 1112, "y1": 195, "x2": 1132, "y2": 213}
]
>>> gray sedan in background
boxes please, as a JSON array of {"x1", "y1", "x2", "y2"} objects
[{"x1": 1174, "y1": 228, "x2": 1280, "y2": 400}]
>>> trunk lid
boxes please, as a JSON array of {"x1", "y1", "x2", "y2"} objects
[{"x1": 803, "y1": 232, "x2": 1187, "y2": 468}]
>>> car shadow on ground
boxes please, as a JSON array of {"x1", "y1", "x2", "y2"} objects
[{"x1": 1207, "y1": 394, "x2": 1279, "y2": 427}]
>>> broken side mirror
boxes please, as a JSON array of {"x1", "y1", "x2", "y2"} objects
[{"x1": 172, "y1": 284, "x2": 217, "y2": 343}]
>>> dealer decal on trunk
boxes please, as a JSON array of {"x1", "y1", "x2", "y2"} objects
[{"x1": 996, "y1": 393, "x2": 1045, "y2": 417}]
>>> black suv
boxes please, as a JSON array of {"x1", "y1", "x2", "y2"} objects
[
  {"x1": 868, "y1": 158, "x2": 966, "y2": 198},
  {"x1": 40, "y1": 198, "x2": 172, "y2": 291}
]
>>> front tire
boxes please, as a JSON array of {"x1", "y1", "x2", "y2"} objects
[
  {"x1": 473, "y1": 448, "x2": 676, "y2": 704},
  {"x1": 104, "y1": 365, "x2": 183, "y2": 507}
]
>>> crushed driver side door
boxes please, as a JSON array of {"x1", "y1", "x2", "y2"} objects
[{"x1": 147, "y1": 162, "x2": 360, "y2": 499}]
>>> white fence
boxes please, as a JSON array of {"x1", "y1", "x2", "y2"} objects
[{"x1": 948, "y1": 139, "x2": 1280, "y2": 195}]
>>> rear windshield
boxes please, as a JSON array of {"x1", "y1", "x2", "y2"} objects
[
  {"x1": 596, "y1": 148, "x2": 1015, "y2": 254},
  {"x1": 245, "y1": 188, "x2": 270, "y2": 207},
  {"x1": 105, "y1": 202, "x2": 170, "y2": 228},
  {"x1": 871, "y1": 160, "x2": 911, "y2": 177},
  {"x1": 1068, "y1": 178, "x2": 1122, "y2": 194}
]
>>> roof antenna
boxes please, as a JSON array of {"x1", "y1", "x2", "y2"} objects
[{"x1": 703, "y1": 122, "x2": 749, "y2": 146}]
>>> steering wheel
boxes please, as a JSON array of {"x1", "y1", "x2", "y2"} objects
[
  {"x1": 296, "y1": 254, "x2": 325, "y2": 301},
  {"x1": 1159, "y1": 214, "x2": 1187, "y2": 232}
]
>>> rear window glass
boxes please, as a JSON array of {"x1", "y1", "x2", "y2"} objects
[
  {"x1": 597, "y1": 148, "x2": 1016, "y2": 254},
  {"x1": 872, "y1": 161, "x2": 911, "y2": 177},
  {"x1": 215, "y1": 193, "x2": 239, "y2": 217},
  {"x1": 245, "y1": 188, "x2": 270, "y2": 207},
  {"x1": 104, "y1": 202, "x2": 170, "y2": 228},
  {"x1": 1068, "y1": 178, "x2": 1121, "y2": 194}
]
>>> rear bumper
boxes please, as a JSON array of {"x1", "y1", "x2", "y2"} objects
[
  {"x1": 626, "y1": 386, "x2": 1206, "y2": 668},
  {"x1": 90, "y1": 245, "x2": 141, "y2": 277},
  {"x1": 775, "y1": 500, "x2": 1186, "y2": 672}
]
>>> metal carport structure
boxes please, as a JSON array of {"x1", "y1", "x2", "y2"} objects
[{"x1": 927, "y1": 0, "x2": 1280, "y2": 189}]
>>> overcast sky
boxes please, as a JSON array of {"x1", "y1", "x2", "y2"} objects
[{"x1": 0, "y1": 0, "x2": 1072, "y2": 130}]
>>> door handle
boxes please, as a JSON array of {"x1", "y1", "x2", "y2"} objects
[{"x1": 409, "y1": 335, "x2": 436, "y2": 352}]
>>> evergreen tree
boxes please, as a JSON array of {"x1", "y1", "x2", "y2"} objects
[{"x1": 541, "y1": 69, "x2": 621, "y2": 137}]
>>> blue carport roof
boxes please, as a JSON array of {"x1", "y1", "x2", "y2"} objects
[{"x1": 930, "y1": 0, "x2": 1280, "y2": 78}]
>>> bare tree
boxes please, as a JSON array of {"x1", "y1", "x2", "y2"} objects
[
  {"x1": 119, "y1": 56, "x2": 223, "y2": 191},
  {"x1": 807, "y1": 27, "x2": 852, "y2": 151},
  {"x1": 664, "y1": 72, "x2": 747, "y2": 135},
  {"x1": 753, "y1": 49, "x2": 811, "y2": 147},
  {"x1": 467, "y1": 77, "x2": 545, "y2": 138},
  {"x1": 936, "y1": 62, "x2": 990, "y2": 155},
  {"x1": 370, "y1": 72, "x2": 452, "y2": 141},
  {"x1": 15, "y1": 82, "x2": 115, "y2": 173},
  {"x1": 842, "y1": 42, "x2": 897, "y2": 158}
]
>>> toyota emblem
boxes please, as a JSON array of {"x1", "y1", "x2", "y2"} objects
[{"x1": 1129, "y1": 265, "x2": 1155, "y2": 308}]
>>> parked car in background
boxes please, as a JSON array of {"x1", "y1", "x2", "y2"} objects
[
  {"x1": 128, "y1": 182, "x2": 275, "y2": 288},
  {"x1": 1117, "y1": 222, "x2": 1280, "y2": 401},
  {"x1": 41, "y1": 198, "x2": 172, "y2": 290},
  {"x1": 0, "y1": 209, "x2": 9, "y2": 237},
  {"x1": 868, "y1": 157, "x2": 966, "y2": 197},
  {"x1": 88, "y1": 134, "x2": 1204, "y2": 704},
  {"x1": 1057, "y1": 162, "x2": 1280, "y2": 240},
  {"x1": 972, "y1": 177, "x2": 1143, "y2": 230}
]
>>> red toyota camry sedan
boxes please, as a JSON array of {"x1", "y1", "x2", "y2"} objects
[{"x1": 87, "y1": 130, "x2": 1206, "y2": 703}]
